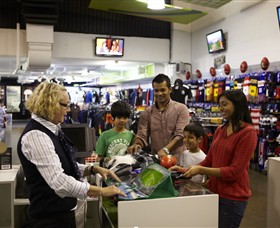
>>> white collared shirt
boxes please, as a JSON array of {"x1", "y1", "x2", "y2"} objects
[{"x1": 21, "y1": 113, "x2": 90, "y2": 199}]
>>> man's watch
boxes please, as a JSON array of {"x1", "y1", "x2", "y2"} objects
[{"x1": 163, "y1": 147, "x2": 170, "y2": 155}]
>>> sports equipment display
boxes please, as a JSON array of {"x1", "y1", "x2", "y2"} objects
[
  {"x1": 210, "y1": 67, "x2": 216, "y2": 76},
  {"x1": 240, "y1": 61, "x2": 248, "y2": 73},
  {"x1": 261, "y1": 57, "x2": 269, "y2": 71},
  {"x1": 224, "y1": 64, "x2": 231, "y2": 75},
  {"x1": 186, "y1": 71, "x2": 191, "y2": 80},
  {"x1": 196, "y1": 69, "x2": 202, "y2": 79}
]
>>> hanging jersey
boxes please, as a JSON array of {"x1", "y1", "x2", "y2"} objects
[
  {"x1": 205, "y1": 80, "x2": 213, "y2": 102},
  {"x1": 190, "y1": 81, "x2": 198, "y2": 102},
  {"x1": 198, "y1": 81, "x2": 205, "y2": 102},
  {"x1": 217, "y1": 79, "x2": 225, "y2": 97},
  {"x1": 171, "y1": 85, "x2": 192, "y2": 104},
  {"x1": 257, "y1": 73, "x2": 266, "y2": 103},
  {"x1": 225, "y1": 78, "x2": 231, "y2": 91},
  {"x1": 251, "y1": 107, "x2": 261, "y2": 130},
  {"x1": 249, "y1": 75, "x2": 258, "y2": 103},
  {"x1": 213, "y1": 80, "x2": 219, "y2": 103},
  {"x1": 242, "y1": 75, "x2": 250, "y2": 99}
]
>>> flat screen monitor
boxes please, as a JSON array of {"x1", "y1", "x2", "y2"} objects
[
  {"x1": 95, "y1": 37, "x2": 124, "y2": 57},
  {"x1": 206, "y1": 29, "x2": 226, "y2": 54},
  {"x1": 61, "y1": 124, "x2": 94, "y2": 158},
  {"x1": 277, "y1": 6, "x2": 280, "y2": 29}
]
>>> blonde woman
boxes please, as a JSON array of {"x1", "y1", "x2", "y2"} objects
[{"x1": 17, "y1": 81, "x2": 125, "y2": 228}]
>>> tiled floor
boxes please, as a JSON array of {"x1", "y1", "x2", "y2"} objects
[
  {"x1": 241, "y1": 168, "x2": 267, "y2": 228},
  {"x1": 9, "y1": 120, "x2": 268, "y2": 227}
]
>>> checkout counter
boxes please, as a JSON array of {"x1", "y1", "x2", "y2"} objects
[
  {"x1": 0, "y1": 166, "x2": 218, "y2": 228},
  {"x1": 99, "y1": 175, "x2": 219, "y2": 227}
]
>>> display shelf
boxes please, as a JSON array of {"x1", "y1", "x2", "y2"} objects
[
  {"x1": 0, "y1": 165, "x2": 20, "y2": 228},
  {"x1": 267, "y1": 157, "x2": 280, "y2": 227}
]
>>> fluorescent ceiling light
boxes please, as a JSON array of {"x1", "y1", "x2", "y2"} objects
[{"x1": 147, "y1": 0, "x2": 165, "y2": 10}]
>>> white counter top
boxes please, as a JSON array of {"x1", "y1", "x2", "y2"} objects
[{"x1": 0, "y1": 165, "x2": 20, "y2": 184}]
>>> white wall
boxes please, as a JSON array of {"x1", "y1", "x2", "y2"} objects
[
  {"x1": 191, "y1": 1, "x2": 280, "y2": 78},
  {"x1": 53, "y1": 32, "x2": 170, "y2": 63},
  {"x1": 0, "y1": 28, "x2": 27, "y2": 56},
  {"x1": 0, "y1": 30, "x2": 170, "y2": 64},
  {"x1": 171, "y1": 29, "x2": 192, "y2": 64}
]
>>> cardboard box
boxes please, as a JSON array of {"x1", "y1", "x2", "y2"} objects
[{"x1": 0, "y1": 147, "x2": 12, "y2": 170}]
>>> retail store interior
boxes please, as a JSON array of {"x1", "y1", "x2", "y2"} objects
[{"x1": 1, "y1": 0, "x2": 280, "y2": 227}]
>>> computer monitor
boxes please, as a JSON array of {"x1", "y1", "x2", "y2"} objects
[{"x1": 61, "y1": 124, "x2": 95, "y2": 160}]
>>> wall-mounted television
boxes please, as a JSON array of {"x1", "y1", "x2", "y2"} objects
[
  {"x1": 95, "y1": 37, "x2": 124, "y2": 57},
  {"x1": 277, "y1": 6, "x2": 280, "y2": 29},
  {"x1": 61, "y1": 124, "x2": 96, "y2": 160},
  {"x1": 206, "y1": 29, "x2": 226, "y2": 54}
]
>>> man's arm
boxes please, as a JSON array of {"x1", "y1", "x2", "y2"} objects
[
  {"x1": 157, "y1": 103, "x2": 190, "y2": 157},
  {"x1": 157, "y1": 137, "x2": 181, "y2": 157}
]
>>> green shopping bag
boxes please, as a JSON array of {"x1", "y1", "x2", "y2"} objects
[{"x1": 118, "y1": 163, "x2": 178, "y2": 200}]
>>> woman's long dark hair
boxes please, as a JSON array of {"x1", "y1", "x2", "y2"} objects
[{"x1": 218, "y1": 89, "x2": 253, "y2": 132}]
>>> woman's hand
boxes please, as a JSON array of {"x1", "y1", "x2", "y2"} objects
[
  {"x1": 93, "y1": 166, "x2": 121, "y2": 182},
  {"x1": 183, "y1": 165, "x2": 202, "y2": 178},
  {"x1": 87, "y1": 185, "x2": 126, "y2": 198},
  {"x1": 101, "y1": 185, "x2": 127, "y2": 197}
]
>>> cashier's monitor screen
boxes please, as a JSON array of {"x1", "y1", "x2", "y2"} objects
[{"x1": 61, "y1": 124, "x2": 93, "y2": 152}]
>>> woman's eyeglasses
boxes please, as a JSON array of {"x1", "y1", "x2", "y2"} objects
[{"x1": 59, "y1": 102, "x2": 70, "y2": 109}]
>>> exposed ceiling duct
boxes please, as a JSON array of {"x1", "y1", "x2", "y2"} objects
[
  {"x1": 18, "y1": 0, "x2": 59, "y2": 73},
  {"x1": 19, "y1": 23, "x2": 54, "y2": 72},
  {"x1": 20, "y1": 0, "x2": 61, "y2": 25}
]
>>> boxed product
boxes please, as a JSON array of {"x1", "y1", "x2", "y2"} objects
[{"x1": 0, "y1": 147, "x2": 12, "y2": 170}]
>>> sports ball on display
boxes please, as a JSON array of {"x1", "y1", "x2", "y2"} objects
[
  {"x1": 196, "y1": 69, "x2": 202, "y2": 79},
  {"x1": 261, "y1": 57, "x2": 269, "y2": 71},
  {"x1": 224, "y1": 64, "x2": 231, "y2": 75},
  {"x1": 210, "y1": 67, "x2": 216, "y2": 77},
  {"x1": 186, "y1": 71, "x2": 191, "y2": 80},
  {"x1": 160, "y1": 155, "x2": 177, "y2": 169},
  {"x1": 240, "y1": 61, "x2": 248, "y2": 73}
]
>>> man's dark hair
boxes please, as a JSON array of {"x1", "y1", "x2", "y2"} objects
[
  {"x1": 152, "y1": 74, "x2": 171, "y2": 88},
  {"x1": 184, "y1": 122, "x2": 205, "y2": 138},
  {"x1": 111, "y1": 100, "x2": 131, "y2": 119}
]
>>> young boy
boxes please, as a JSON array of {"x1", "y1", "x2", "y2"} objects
[
  {"x1": 95, "y1": 100, "x2": 134, "y2": 162},
  {"x1": 170, "y1": 122, "x2": 206, "y2": 183}
]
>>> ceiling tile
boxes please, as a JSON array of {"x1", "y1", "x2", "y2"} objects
[
  {"x1": 89, "y1": 0, "x2": 207, "y2": 25},
  {"x1": 179, "y1": 0, "x2": 232, "y2": 9}
]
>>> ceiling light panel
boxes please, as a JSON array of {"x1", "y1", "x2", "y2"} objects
[{"x1": 89, "y1": 0, "x2": 207, "y2": 25}]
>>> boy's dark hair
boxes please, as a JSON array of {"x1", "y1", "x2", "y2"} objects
[
  {"x1": 152, "y1": 74, "x2": 171, "y2": 88},
  {"x1": 111, "y1": 100, "x2": 131, "y2": 119},
  {"x1": 184, "y1": 122, "x2": 205, "y2": 138}
]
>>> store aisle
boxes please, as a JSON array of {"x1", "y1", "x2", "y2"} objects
[{"x1": 241, "y1": 168, "x2": 267, "y2": 228}]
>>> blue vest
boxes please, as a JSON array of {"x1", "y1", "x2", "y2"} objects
[{"x1": 17, "y1": 119, "x2": 77, "y2": 219}]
